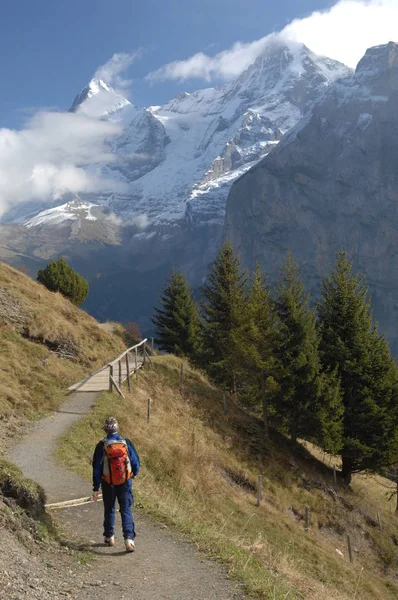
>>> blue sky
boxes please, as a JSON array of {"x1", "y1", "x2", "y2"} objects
[{"x1": 0, "y1": 0, "x2": 333, "y2": 128}]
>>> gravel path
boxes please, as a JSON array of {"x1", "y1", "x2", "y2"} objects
[
  {"x1": 8, "y1": 392, "x2": 96, "y2": 503},
  {"x1": 8, "y1": 391, "x2": 245, "y2": 600},
  {"x1": 98, "y1": 322, "x2": 116, "y2": 334}
]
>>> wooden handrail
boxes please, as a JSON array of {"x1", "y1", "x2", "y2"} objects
[
  {"x1": 108, "y1": 339, "x2": 149, "y2": 397},
  {"x1": 108, "y1": 339, "x2": 148, "y2": 366}
]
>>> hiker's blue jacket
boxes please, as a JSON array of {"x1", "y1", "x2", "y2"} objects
[{"x1": 92, "y1": 433, "x2": 140, "y2": 492}]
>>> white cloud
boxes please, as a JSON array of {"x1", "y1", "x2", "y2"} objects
[
  {"x1": 147, "y1": 38, "x2": 269, "y2": 82},
  {"x1": 147, "y1": 0, "x2": 398, "y2": 82},
  {"x1": 130, "y1": 213, "x2": 149, "y2": 229},
  {"x1": 95, "y1": 51, "x2": 141, "y2": 88},
  {"x1": 0, "y1": 50, "x2": 146, "y2": 220},
  {"x1": 0, "y1": 111, "x2": 127, "y2": 219},
  {"x1": 105, "y1": 212, "x2": 148, "y2": 229},
  {"x1": 283, "y1": 0, "x2": 398, "y2": 68}
]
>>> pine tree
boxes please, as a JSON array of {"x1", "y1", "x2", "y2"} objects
[
  {"x1": 274, "y1": 252, "x2": 343, "y2": 449},
  {"x1": 37, "y1": 258, "x2": 88, "y2": 306},
  {"x1": 318, "y1": 252, "x2": 398, "y2": 484},
  {"x1": 233, "y1": 265, "x2": 278, "y2": 438},
  {"x1": 152, "y1": 271, "x2": 202, "y2": 360},
  {"x1": 201, "y1": 241, "x2": 247, "y2": 390}
]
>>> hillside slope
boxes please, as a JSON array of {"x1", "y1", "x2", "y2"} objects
[
  {"x1": 0, "y1": 261, "x2": 124, "y2": 445},
  {"x1": 0, "y1": 262, "x2": 129, "y2": 597},
  {"x1": 59, "y1": 355, "x2": 398, "y2": 600},
  {"x1": 0, "y1": 264, "x2": 244, "y2": 599},
  {"x1": 2, "y1": 263, "x2": 398, "y2": 599}
]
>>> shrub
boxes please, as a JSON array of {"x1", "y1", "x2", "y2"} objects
[
  {"x1": 123, "y1": 322, "x2": 142, "y2": 347},
  {"x1": 37, "y1": 258, "x2": 88, "y2": 306}
]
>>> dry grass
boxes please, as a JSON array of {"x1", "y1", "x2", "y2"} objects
[
  {"x1": 58, "y1": 355, "x2": 398, "y2": 600},
  {"x1": 0, "y1": 262, "x2": 125, "y2": 445}
]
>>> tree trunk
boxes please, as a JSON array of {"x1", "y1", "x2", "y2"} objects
[
  {"x1": 261, "y1": 377, "x2": 270, "y2": 440},
  {"x1": 262, "y1": 396, "x2": 269, "y2": 440},
  {"x1": 290, "y1": 421, "x2": 298, "y2": 443},
  {"x1": 341, "y1": 455, "x2": 353, "y2": 486}
]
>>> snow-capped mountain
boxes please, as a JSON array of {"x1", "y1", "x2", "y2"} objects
[
  {"x1": 22, "y1": 39, "x2": 351, "y2": 234},
  {"x1": 69, "y1": 78, "x2": 136, "y2": 122},
  {"x1": 0, "y1": 39, "x2": 352, "y2": 328}
]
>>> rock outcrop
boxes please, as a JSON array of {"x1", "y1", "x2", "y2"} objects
[{"x1": 225, "y1": 42, "x2": 398, "y2": 350}]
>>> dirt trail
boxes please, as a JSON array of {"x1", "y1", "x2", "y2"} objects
[
  {"x1": 8, "y1": 392, "x2": 245, "y2": 600},
  {"x1": 98, "y1": 322, "x2": 117, "y2": 334},
  {"x1": 9, "y1": 392, "x2": 96, "y2": 503}
]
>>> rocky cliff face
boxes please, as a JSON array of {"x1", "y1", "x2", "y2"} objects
[{"x1": 225, "y1": 42, "x2": 398, "y2": 351}]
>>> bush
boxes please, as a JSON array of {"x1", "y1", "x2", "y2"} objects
[
  {"x1": 37, "y1": 258, "x2": 88, "y2": 306},
  {"x1": 123, "y1": 322, "x2": 142, "y2": 347}
]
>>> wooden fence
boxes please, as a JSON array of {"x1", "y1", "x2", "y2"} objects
[{"x1": 108, "y1": 338, "x2": 152, "y2": 398}]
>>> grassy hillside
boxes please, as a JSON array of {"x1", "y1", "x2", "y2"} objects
[
  {"x1": 0, "y1": 262, "x2": 125, "y2": 445},
  {"x1": 59, "y1": 355, "x2": 398, "y2": 600}
]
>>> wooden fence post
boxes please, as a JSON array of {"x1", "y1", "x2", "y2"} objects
[
  {"x1": 377, "y1": 512, "x2": 382, "y2": 532},
  {"x1": 135, "y1": 348, "x2": 138, "y2": 381},
  {"x1": 347, "y1": 535, "x2": 353, "y2": 562},
  {"x1": 118, "y1": 360, "x2": 122, "y2": 388},
  {"x1": 333, "y1": 465, "x2": 337, "y2": 488},
  {"x1": 126, "y1": 353, "x2": 131, "y2": 392},
  {"x1": 143, "y1": 343, "x2": 146, "y2": 367},
  {"x1": 305, "y1": 506, "x2": 311, "y2": 531},
  {"x1": 257, "y1": 475, "x2": 262, "y2": 507},
  {"x1": 151, "y1": 337, "x2": 154, "y2": 355},
  {"x1": 396, "y1": 482, "x2": 398, "y2": 513},
  {"x1": 147, "y1": 398, "x2": 151, "y2": 423},
  {"x1": 109, "y1": 365, "x2": 113, "y2": 392},
  {"x1": 109, "y1": 375, "x2": 125, "y2": 399},
  {"x1": 145, "y1": 348, "x2": 153, "y2": 368},
  {"x1": 223, "y1": 392, "x2": 228, "y2": 415}
]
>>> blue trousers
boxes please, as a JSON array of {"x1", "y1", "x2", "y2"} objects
[{"x1": 101, "y1": 480, "x2": 136, "y2": 540}]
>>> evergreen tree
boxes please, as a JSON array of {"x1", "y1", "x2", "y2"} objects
[
  {"x1": 201, "y1": 241, "x2": 247, "y2": 391},
  {"x1": 274, "y1": 252, "x2": 343, "y2": 449},
  {"x1": 232, "y1": 265, "x2": 278, "y2": 438},
  {"x1": 152, "y1": 271, "x2": 202, "y2": 360},
  {"x1": 37, "y1": 258, "x2": 88, "y2": 306},
  {"x1": 318, "y1": 252, "x2": 398, "y2": 484}
]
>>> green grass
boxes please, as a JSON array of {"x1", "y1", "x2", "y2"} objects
[
  {"x1": 76, "y1": 551, "x2": 97, "y2": 566},
  {"x1": 57, "y1": 356, "x2": 398, "y2": 600}
]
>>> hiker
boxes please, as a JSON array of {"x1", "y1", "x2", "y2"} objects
[{"x1": 92, "y1": 416, "x2": 140, "y2": 552}]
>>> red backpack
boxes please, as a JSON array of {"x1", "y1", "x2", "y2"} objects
[{"x1": 101, "y1": 437, "x2": 132, "y2": 486}]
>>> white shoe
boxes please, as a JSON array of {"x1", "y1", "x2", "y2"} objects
[
  {"x1": 104, "y1": 536, "x2": 115, "y2": 547},
  {"x1": 125, "y1": 538, "x2": 135, "y2": 552}
]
